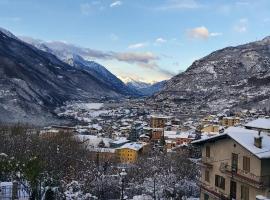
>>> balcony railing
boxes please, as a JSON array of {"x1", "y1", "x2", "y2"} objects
[
  {"x1": 220, "y1": 162, "x2": 270, "y2": 189},
  {"x1": 198, "y1": 181, "x2": 229, "y2": 200},
  {"x1": 199, "y1": 156, "x2": 214, "y2": 168}
]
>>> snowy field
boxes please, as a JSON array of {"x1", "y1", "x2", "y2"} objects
[{"x1": 55, "y1": 102, "x2": 112, "y2": 123}]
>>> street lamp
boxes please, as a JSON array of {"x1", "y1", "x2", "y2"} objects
[{"x1": 120, "y1": 169, "x2": 127, "y2": 200}]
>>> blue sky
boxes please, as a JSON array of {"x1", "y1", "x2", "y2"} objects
[{"x1": 0, "y1": 0, "x2": 270, "y2": 82}]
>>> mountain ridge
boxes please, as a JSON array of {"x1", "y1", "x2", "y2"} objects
[
  {"x1": 153, "y1": 36, "x2": 270, "y2": 112},
  {"x1": 20, "y1": 36, "x2": 140, "y2": 96},
  {"x1": 0, "y1": 28, "x2": 125, "y2": 124}
]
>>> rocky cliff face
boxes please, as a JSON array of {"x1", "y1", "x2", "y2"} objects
[{"x1": 153, "y1": 37, "x2": 270, "y2": 112}]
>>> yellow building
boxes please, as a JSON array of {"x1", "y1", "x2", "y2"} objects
[
  {"x1": 193, "y1": 126, "x2": 270, "y2": 200},
  {"x1": 201, "y1": 125, "x2": 220, "y2": 134},
  {"x1": 221, "y1": 117, "x2": 240, "y2": 127},
  {"x1": 115, "y1": 142, "x2": 148, "y2": 163},
  {"x1": 201, "y1": 115, "x2": 217, "y2": 125}
]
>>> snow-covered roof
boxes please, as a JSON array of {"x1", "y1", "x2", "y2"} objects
[
  {"x1": 245, "y1": 118, "x2": 270, "y2": 130},
  {"x1": 88, "y1": 147, "x2": 115, "y2": 153},
  {"x1": 74, "y1": 135, "x2": 112, "y2": 148},
  {"x1": 192, "y1": 127, "x2": 270, "y2": 159},
  {"x1": 116, "y1": 142, "x2": 145, "y2": 151},
  {"x1": 164, "y1": 131, "x2": 194, "y2": 139},
  {"x1": 111, "y1": 137, "x2": 129, "y2": 144},
  {"x1": 150, "y1": 114, "x2": 171, "y2": 119}
]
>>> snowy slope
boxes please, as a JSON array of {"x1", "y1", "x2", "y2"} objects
[{"x1": 20, "y1": 37, "x2": 140, "y2": 96}]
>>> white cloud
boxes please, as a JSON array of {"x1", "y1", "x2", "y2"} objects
[
  {"x1": 110, "y1": 1, "x2": 122, "y2": 8},
  {"x1": 155, "y1": 37, "x2": 167, "y2": 43},
  {"x1": 128, "y1": 42, "x2": 148, "y2": 49},
  {"x1": 234, "y1": 18, "x2": 248, "y2": 33},
  {"x1": 210, "y1": 32, "x2": 223, "y2": 37},
  {"x1": 187, "y1": 26, "x2": 209, "y2": 40},
  {"x1": 187, "y1": 26, "x2": 222, "y2": 40}
]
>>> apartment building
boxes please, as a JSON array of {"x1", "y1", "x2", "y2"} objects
[
  {"x1": 192, "y1": 126, "x2": 270, "y2": 200},
  {"x1": 115, "y1": 142, "x2": 149, "y2": 163},
  {"x1": 150, "y1": 114, "x2": 170, "y2": 142},
  {"x1": 221, "y1": 117, "x2": 240, "y2": 127}
]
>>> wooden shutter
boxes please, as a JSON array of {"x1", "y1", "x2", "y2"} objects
[
  {"x1": 206, "y1": 146, "x2": 210, "y2": 157},
  {"x1": 243, "y1": 156, "x2": 250, "y2": 172}
]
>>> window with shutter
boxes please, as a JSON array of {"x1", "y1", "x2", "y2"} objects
[
  {"x1": 243, "y1": 156, "x2": 250, "y2": 172},
  {"x1": 206, "y1": 146, "x2": 210, "y2": 158},
  {"x1": 205, "y1": 170, "x2": 210, "y2": 182},
  {"x1": 215, "y1": 175, "x2": 225, "y2": 190}
]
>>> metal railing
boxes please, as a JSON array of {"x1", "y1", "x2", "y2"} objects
[
  {"x1": 197, "y1": 181, "x2": 229, "y2": 200},
  {"x1": 220, "y1": 162, "x2": 270, "y2": 188},
  {"x1": 0, "y1": 184, "x2": 30, "y2": 200},
  {"x1": 199, "y1": 156, "x2": 215, "y2": 168}
]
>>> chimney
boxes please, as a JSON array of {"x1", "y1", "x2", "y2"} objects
[{"x1": 254, "y1": 131, "x2": 263, "y2": 148}]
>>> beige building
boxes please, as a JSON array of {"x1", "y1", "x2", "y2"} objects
[
  {"x1": 201, "y1": 125, "x2": 220, "y2": 134},
  {"x1": 221, "y1": 117, "x2": 240, "y2": 127},
  {"x1": 193, "y1": 126, "x2": 270, "y2": 200}
]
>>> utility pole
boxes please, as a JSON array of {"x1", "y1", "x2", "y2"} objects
[{"x1": 120, "y1": 169, "x2": 127, "y2": 200}]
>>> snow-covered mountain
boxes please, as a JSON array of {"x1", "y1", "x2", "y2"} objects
[
  {"x1": 20, "y1": 37, "x2": 140, "y2": 96},
  {"x1": 122, "y1": 77, "x2": 166, "y2": 96},
  {"x1": 153, "y1": 36, "x2": 270, "y2": 112},
  {"x1": 0, "y1": 28, "x2": 130, "y2": 124}
]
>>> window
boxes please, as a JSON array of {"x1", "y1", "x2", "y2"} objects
[
  {"x1": 241, "y1": 185, "x2": 249, "y2": 200},
  {"x1": 204, "y1": 193, "x2": 209, "y2": 200},
  {"x1": 205, "y1": 170, "x2": 210, "y2": 182},
  {"x1": 232, "y1": 153, "x2": 238, "y2": 172},
  {"x1": 243, "y1": 156, "x2": 250, "y2": 172},
  {"x1": 215, "y1": 175, "x2": 225, "y2": 190},
  {"x1": 206, "y1": 146, "x2": 210, "y2": 158}
]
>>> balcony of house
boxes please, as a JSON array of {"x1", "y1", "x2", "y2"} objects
[
  {"x1": 198, "y1": 156, "x2": 215, "y2": 168},
  {"x1": 198, "y1": 180, "x2": 229, "y2": 200},
  {"x1": 219, "y1": 162, "x2": 270, "y2": 189}
]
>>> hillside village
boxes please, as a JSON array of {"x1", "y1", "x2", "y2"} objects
[
  {"x1": 5, "y1": 102, "x2": 266, "y2": 200},
  {"x1": 0, "y1": 4, "x2": 270, "y2": 199}
]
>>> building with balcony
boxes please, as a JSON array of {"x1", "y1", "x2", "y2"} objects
[
  {"x1": 192, "y1": 125, "x2": 270, "y2": 200},
  {"x1": 220, "y1": 117, "x2": 240, "y2": 127}
]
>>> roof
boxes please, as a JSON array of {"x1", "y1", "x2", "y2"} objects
[
  {"x1": 164, "y1": 131, "x2": 194, "y2": 139},
  {"x1": 88, "y1": 147, "x2": 115, "y2": 153},
  {"x1": 74, "y1": 135, "x2": 112, "y2": 148},
  {"x1": 116, "y1": 142, "x2": 145, "y2": 151},
  {"x1": 150, "y1": 114, "x2": 171, "y2": 119},
  {"x1": 245, "y1": 118, "x2": 270, "y2": 130},
  {"x1": 192, "y1": 127, "x2": 270, "y2": 159},
  {"x1": 111, "y1": 137, "x2": 129, "y2": 144}
]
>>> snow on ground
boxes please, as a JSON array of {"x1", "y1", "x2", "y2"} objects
[
  {"x1": 56, "y1": 102, "x2": 111, "y2": 123},
  {"x1": 131, "y1": 195, "x2": 153, "y2": 200},
  {"x1": 72, "y1": 103, "x2": 104, "y2": 110}
]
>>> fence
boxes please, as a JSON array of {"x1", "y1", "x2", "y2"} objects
[{"x1": 0, "y1": 182, "x2": 30, "y2": 200}]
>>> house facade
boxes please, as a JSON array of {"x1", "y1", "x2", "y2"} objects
[{"x1": 193, "y1": 126, "x2": 270, "y2": 200}]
